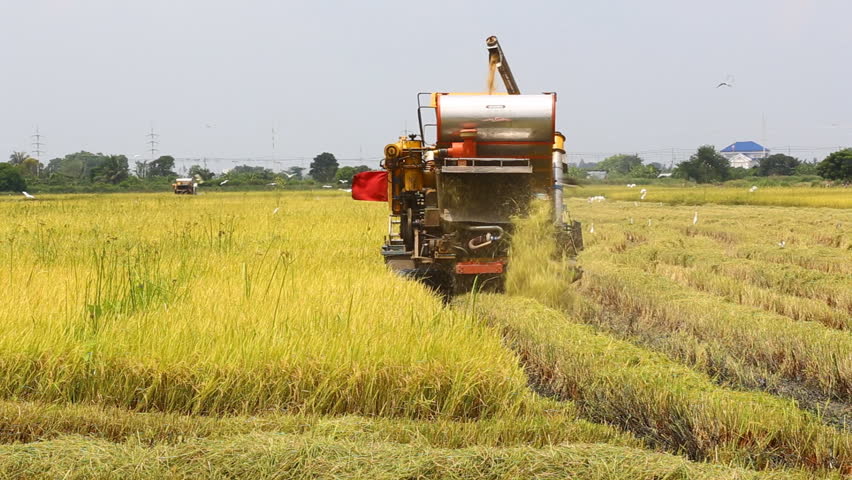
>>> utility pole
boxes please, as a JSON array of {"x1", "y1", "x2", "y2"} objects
[{"x1": 146, "y1": 125, "x2": 159, "y2": 161}]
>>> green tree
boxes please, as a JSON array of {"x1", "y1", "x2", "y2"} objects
[
  {"x1": 286, "y1": 166, "x2": 305, "y2": 180},
  {"x1": 8, "y1": 151, "x2": 28, "y2": 165},
  {"x1": 188, "y1": 164, "x2": 214, "y2": 181},
  {"x1": 794, "y1": 162, "x2": 818, "y2": 176},
  {"x1": 758, "y1": 154, "x2": 800, "y2": 176},
  {"x1": 598, "y1": 154, "x2": 643, "y2": 176},
  {"x1": 19, "y1": 157, "x2": 42, "y2": 177},
  {"x1": 0, "y1": 163, "x2": 27, "y2": 191},
  {"x1": 673, "y1": 145, "x2": 730, "y2": 183},
  {"x1": 309, "y1": 152, "x2": 338, "y2": 183},
  {"x1": 148, "y1": 155, "x2": 177, "y2": 177},
  {"x1": 816, "y1": 148, "x2": 852, "y2": 181},
  {"x1": 92, "y1": 155, "x2": 129, "y2": 184},
  {"x1": 628, "y1": 163, "x2": 660, "y2": 179},
  {"x1": 334, "y1": 165, "x2": 370, "y2": 185}
]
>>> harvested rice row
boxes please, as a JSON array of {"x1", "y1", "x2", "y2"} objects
[
  {"x1": 614, "y1": 238, "x2": 852, "y2": 316},
  {"x1": 578, "y1": 259, "x2": 852, "y2": 400},
  {"x1": 0, "y1": 432, "x2": 826, "y2": 480},
  {"x1": 473, "y1": 294, "x2": 851, "y2": 474},
  {"x1": 604, "y1": 244, "x2": 850, "y2": 330},
  {"x1": 0, "y1": 399, "x2": 638, "y2": 449}
]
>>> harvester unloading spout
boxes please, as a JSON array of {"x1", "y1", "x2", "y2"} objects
[
  {"x1": 352, "y1": 36, "x2": 583, "y2": 297},
  {"x1": 486, "y1": 36, "x2": 520, "y2": 95}
]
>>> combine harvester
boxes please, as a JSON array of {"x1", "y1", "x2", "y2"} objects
[{"x1": 354, "y1": 36, "x2": 582, "y2": 295}]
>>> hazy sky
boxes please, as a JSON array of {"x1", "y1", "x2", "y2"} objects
[{"x1": 1, "y1": 0, "x2": 850, "y2": 171}]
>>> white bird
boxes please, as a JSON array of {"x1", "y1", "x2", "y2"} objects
[
  {"x1": 272, "y1": 207, "x2": 280, "y2": 215},
  {"x1": 777, "y1": 240, "x2": 786, "y2": 248},
  {"x1": 343, "y1": 188, "x2": 352, "y2": 193},
  {"x1": 283, "y1": 172, "x2": 297, "y2": 179},
  {"x1": 626, "y1": 183, "x2": 636, "y2": 188},
  {"x1": 322, "y1": 185, "x2": 333, "y2": 189},
  {"x1": 749, "y1": 185, "x2": 758, "y2": 193},
  {"x1": 219, "y1": 179, "x2": 229, "y2": 186},
  {"x1": 693, "y1": 211, "x2": 699, "y2": 225},
  {"x1": 640, "y1": 191, "x2": 647, "y2": 200},
  {"x1": 629, "y1": 217, "x2": 634, "y2": 225},
  {"x1": 22, "y1": 191, "x2": 35, "y2": 200},
  {"x1": 267, "y1": 182, "x2": 277, "y2": 186},
  {"x1": 589, "y1": 223, "x2": 595, "y2": 233},
  {"x1": 587, "y1": 195, "x2": 606, "y2": 203},
  {"x1": 339, "y1": 179, "x2": 348, "y2": 184},
  {"x1": 647, "y1": 219, "x2": 652, "y2": 226}
]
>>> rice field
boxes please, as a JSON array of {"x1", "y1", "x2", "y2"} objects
[{"x1": 0, "y1": 188, "x2": 849, "y2": 479}]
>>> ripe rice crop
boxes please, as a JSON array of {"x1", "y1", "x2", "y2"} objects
[
  {"x1": 0, "y1": 192, "x2": 528, "y2": 418},
  {"x1": 564, "y1": 185, "x2": 851, "y2": 208}
]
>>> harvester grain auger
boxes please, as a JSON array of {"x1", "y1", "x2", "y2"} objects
[{"x1": 353, "y1": 36, "x2": 583, "y2": 296}]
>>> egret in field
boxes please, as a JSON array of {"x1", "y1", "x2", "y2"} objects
[
  {"x1": 629, "y1": 217, "x2": 634, "y2": 225},
  {"x1": 777, "y1": 240, "x2": 786, "y2": 248},
  {"x1": 693, "y1": 211, "x2": 699, "y2": 225},
  {"x1": 639, "y1": 188, "x2": 647, "y2": 200},
  {"x1": 749, "y1": 185, "x2": 758, "y2": 193},
  {"x1": 219, "y1": 179, "x2": 229, "y2": 186},
  {"x1": 626, "y1": 183, "x2": 636, "y2": 188},
  {"x1": 647, "y1": 219, "x2": 652, "y2": 226},
  {"x1": 589, "y1": 223, "x2": 595, "y2": 233},
  {"x1": 22, "y1": 191, "x2": 35, "y2": 200},
  {"x1": 267, "y1": 182, "x2": 277, "y2": 186},
  {"x1": 272, "y1": 207, "x2": 280, "y2": 215}
]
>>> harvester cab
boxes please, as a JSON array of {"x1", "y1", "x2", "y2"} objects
[
  {"x1": 355, "y1": 36, "x2": 582, "y2": 296},
  {"x1": 172, "y1": 178, "x2": 198, "y2": 195}
]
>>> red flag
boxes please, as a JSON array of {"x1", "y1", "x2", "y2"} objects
[{"x1": 352, "y1": 171, "x2": 388, "y2": 202}]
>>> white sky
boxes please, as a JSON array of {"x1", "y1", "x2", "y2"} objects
[{"x1": 1, "y1": 0, "x2": 850, "y2": 171}]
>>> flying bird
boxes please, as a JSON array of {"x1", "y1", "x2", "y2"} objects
[
  {"x1": 267, "y1": 182, "x2": 277, "y2": 186},
  {"x1": 22, "y1": 191, "x2": 35, "y2": 200},
  {"x1": 219, "y1": 179, "x2": 229, "y2": 186},
  {"x1": 716, "y1": 74, "x2": 735, "y2": 89},
  {"x1": 339, "y1": 179, "x2": 348, "y2": 184},
  {"x1": 283, "y1": 172, "x2": 297, "y2": 179}
]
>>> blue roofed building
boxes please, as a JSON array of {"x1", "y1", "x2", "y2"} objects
[{"x1": 720, "y1": 141, "x2": 769, "y2": 168}]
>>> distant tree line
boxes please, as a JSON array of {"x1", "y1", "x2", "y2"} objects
[
  {"x1": 0, "y1": 150, "x2": 372, "y2": 192},
  {"x1": 566, "y1": 146, "x2": 851, "y2": 184}
]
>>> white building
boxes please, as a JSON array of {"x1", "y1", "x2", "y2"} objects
[
  {"x1": 728, "y1": 153, "x2": 759, "y2": 169},
  {"x1": 720, "y1": 141, "x2": 769, "y2": 167}
]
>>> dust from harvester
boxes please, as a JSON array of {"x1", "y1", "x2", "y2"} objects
[{"x1": 506, "y1": 200, "x2": 579, "y2": 309}]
